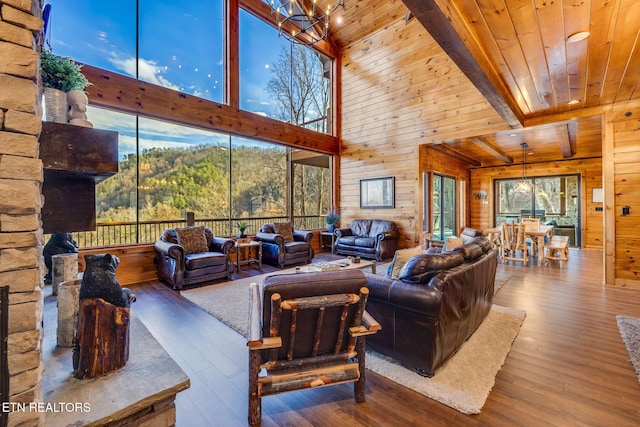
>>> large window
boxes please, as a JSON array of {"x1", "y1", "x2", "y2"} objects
[
  {"x1": 495, "y1": 175, "x2": 580, "y2": 246},
  {"x1": 77, "y1": 107, "x2": 330, "y2": 248},
  {"x1": 432, "y1": 174, "x2": 457, "y2": 241}
]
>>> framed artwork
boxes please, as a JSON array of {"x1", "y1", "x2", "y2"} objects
[{"x1": 360, "y1": 177, "x2": 395, "y2": 209}]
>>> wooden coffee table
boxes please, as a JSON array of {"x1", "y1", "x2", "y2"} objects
[{"x1": 298, "y1": 258, "x2": 376, "y2": 274}]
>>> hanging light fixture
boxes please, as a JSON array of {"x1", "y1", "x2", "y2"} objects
[
  {"x1": 267, "y1": 0, "x2": 344, "y2": 45},
  {"x1": 514, "y1": 142, "x2": 532, "y2": 194}
]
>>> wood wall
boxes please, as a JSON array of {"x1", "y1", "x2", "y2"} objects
[
  {"x1": 469, "y1": 158, "x2": 603, "y2": 250},
  {"x1": 604, "y1": 101, "x2": 640, "y2": 289},
  {"x1": 339, "y1": 18, "x2": 508, "y2": 248}
]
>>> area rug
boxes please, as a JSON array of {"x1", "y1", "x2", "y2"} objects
[
  {"x1": 182, "y1": 272, "x2": 525, "y2": 414},
  {"x1": 494, "y1": 272, "x2": 511, "y2": 294},
  {"x1": 616, "y1": 315, "x2": 640, "y2": 383}
]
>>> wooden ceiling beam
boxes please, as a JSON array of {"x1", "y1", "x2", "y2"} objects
[
  {"x1": 555, "y1": 125, "x2": 574, "y2": 158},
  {"x1": 470, "y1": 137, "x2": 513, "y2": 164},
  {"x1": 430, "y1": 144, "x2": 482, "y2": 166},
  {"x1": 401, "y1": 0, "x2": 523, "y2": 129}
]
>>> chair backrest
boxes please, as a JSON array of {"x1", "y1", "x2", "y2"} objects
[
  {"x1": 261, "y1": 270, "x2": 368, "y2": 363},
  {"x1": 501, "y1": 222, "x2": 526, "y2": 251},
  {"x1": 521, "y1": 217, "x2": 540, "y2": 232}
]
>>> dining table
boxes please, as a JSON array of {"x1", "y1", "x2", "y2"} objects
[{"x1": 484, "y1": 224, "x2": 554, "y2": 265}]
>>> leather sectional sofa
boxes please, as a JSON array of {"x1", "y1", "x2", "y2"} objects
[
  {"x1": 333, "y1": 219, "x2": 399, "y2": 261},
  {"x1": 364, "y1": 236, "x2": 498, "y2": 377}
]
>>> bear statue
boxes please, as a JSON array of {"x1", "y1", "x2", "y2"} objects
[
  {"x1": 80, "y1": 253, "x2": 136, "y2": 308},
  {"x1": 43, "y1": 233, "x2": 78, "y2": 284}
]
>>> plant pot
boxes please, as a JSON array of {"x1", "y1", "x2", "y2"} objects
[
  {"x1": 43, "y1": 87, "x2": 68, "y2": 123},
  {"x1": 326, "y1": 224, "x2": 336, "y2": 233}
]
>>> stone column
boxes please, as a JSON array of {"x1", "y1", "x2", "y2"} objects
[{"x1": 0, "y1": 0, "x2": 46, "y2": 426}]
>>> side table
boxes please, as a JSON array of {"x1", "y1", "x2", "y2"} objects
[
  {"x1": 236, "y1": 240, "x2": 262, "y2": 272},
  {"x1": 320, "y1": 231, "x2": 335, "y2": 254}
]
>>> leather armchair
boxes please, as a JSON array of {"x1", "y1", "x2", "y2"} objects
[
  {"x1": 334, "y1": 219, "x2": 398, "y2": 261},
  {"x1": 155, "y1": 227, "x2": 235, "y2": 290},
  {"x1": 255, "y1": 223, "x2": 314, "y2": 268}
]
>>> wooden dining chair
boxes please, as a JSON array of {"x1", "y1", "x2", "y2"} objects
[
  {"x1": 521, "y1": 217, "x2": 541, "y2": 253},
  {"x1": 246, "y1": 270, "x2": 381, "y2": 425},
  {"x1": 501, "y1": 222, "x2": 529, "y2": 264}
]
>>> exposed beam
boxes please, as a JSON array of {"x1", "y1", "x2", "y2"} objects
[
  {"x1": 555, "y1": 125, "x2": 574, "y2": 158},
  {"x1": 523, "y1": 105, "x2": 609, "y2": 127},
  {"x1": 429, "y1": 144, "x2": 482, "y2": 166},
  {"x1": 401, "y1": 0, "x2": 523, "y2": 129},
  {"x1": 470, "y1": 137, "x2": 513, "y2": 164},
  {"x1": 82, "y1": 65, "x2": 339, "y2": 155}
]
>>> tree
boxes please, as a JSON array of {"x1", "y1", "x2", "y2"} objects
[{"x1": 266, "y1": 44, "x2": 330, "y2": 129}]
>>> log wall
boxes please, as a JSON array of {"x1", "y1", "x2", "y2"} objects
[
  {"x1": 339, "y1": 17, "x2": 509, "y2": 248},
  {"x1": 604, "y1": 101, "x2": 640, "y2": 289}
]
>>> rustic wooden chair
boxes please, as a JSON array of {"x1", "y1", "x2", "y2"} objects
[
  {"x1": 247, "y1": 270, "x2": 381, "y2": 426},
  {"x1": 521, "y1": 217, "x2": 541, "y2": 253},
  {"x1": 501, "y1": 222, "x2": 529, "y2": 264}
]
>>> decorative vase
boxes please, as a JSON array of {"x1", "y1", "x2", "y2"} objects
[
  {"x1": 43, "y1": 87, "x2": 68, "y2": 123},
  {"x1": 326, "y1": 224, "x2": 336, "y2": 233}
]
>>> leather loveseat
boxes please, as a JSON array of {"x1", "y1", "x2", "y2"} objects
[
  {"x1": 364, "y1": 236, "x2": 498, "y2": 377},
  {"x1": 334, "y1": 219, "x2": 399, "y2": 261},
  {"x1": 155, "y1": 226, "x2": 235, "y2": 290},
  {"x1": 255, "y1": 223, "x2": 314, "y2": 268}
]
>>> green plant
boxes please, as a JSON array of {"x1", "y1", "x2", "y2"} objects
[
  {"x1": 325, "y1": 208, "x2": 340, "y2": 225},
  {"x1": 235, "y1": 221, "x2": 252, "y2": 235},
  {"x1": 40, "y1": 49, "x2": 92, "y2": 92}
]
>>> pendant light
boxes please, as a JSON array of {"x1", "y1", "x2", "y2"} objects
[{"x1": 514, "y1": 143, "x2": 532, "y2": 194}]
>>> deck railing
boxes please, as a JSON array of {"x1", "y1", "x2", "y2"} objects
[{"x1": 72, "y1": 215, "x2": 326, "y2": 248}]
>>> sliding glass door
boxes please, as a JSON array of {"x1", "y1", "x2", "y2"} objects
[
  {"x1": 432, "y1": 174, "x2": 456, "y2": 241},
  {"x1": 495, "y1": 174, "x2": 580, "y2": 246}
]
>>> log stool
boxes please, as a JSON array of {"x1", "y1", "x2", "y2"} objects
[
  {"x1": 51, "y1": 253, "x2": 78, "y2": 296},
  {"x1": 543, "y1": 235, "x2": 569, "y2": 265}
]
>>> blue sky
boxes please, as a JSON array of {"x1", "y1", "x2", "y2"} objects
[
  {"x1": 45, "y1": 0, "x2": 291, "y2": 155},
  {"x1": 46, "y1": 0, "x2": 288, "y2": 110}
]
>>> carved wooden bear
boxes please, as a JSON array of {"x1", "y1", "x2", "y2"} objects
[
  {"x1": 43, "y1": 232, "x2": 78, "y2": 284},
  {"x1": 80, "y1": 254, "x2": 136, "y2": 308}
]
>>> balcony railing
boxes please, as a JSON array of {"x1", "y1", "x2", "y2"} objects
[{"x1": 71, "y1": 215, "x2": 326, "y2": 248}]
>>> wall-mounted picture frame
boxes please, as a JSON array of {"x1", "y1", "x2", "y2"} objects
[{"x1": 360, "y1": 177, "x2": 395, "y2": 209}]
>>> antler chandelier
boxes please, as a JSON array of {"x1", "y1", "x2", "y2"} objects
[{"x1": 266, "y1": 0, "x2": 344, "y2": 45}]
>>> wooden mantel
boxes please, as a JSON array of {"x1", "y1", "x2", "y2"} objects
[{"x1": 39, "y1": 121, "x2": 118, "y2": 234}]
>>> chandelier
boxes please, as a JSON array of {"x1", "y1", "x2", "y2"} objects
[
  {"x1": 266, "y1": 0, "x2": 344, "y2": 45},
  {"x1": 514, "y1": 142, "x2": 532, "y2": 194}
]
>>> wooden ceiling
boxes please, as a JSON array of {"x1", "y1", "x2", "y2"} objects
[{"x1": 324, "y1": 0, "x2": 640, "y2": 166}]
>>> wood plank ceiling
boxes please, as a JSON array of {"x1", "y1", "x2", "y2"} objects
[{"x1": 325, "y1": 0, "x2": 640, "y2": 166}]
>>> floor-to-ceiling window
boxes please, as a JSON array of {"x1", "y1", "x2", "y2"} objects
[
  {"x1": 495, "y1": 174, "x2": 580, "y2": 246},
  {"x1": 432, "y1": 174, "x2": 457, "y2": 241}
]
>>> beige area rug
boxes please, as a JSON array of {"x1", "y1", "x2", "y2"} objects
[
  {"x1": 182, "y1": 269, "x2": 525, "y2": 415},
  {"x1": 494, "y1": 272, "x2": 511, "y2": 294},
  {"x1": 616, "y1": 315, "x2": 640, "y2": 383}
]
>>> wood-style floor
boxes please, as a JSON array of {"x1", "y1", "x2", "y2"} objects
[{"x1": 129, "y1": 249, "x2": 640, "y2": 426}]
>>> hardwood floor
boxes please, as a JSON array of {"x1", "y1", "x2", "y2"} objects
[{"x1": 129, "y1": 250, "x2": 640, "y2": 426}]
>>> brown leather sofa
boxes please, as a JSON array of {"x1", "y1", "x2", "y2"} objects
[
  {"x1": 255, "y1": 223, "x2": 314, "y2": 268},
  {"x1": 364, "y1": 236, "x2": 498, "y2": 377},
  {"x1": 155, "y1": 227, "x2": 235, "y2": 290},
  {"x1": 334, "y1": 219, "x2": 399, "y2": 261}
]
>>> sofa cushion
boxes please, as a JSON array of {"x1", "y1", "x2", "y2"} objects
[
  {"x1": 184, "y1": 251, "x2": 227, "y2": 269},
  {"x1": 354, "y1": 237, "x2": 376, "y2": 248},
  {"x1": 273, "y1": 221, "x2": 294, "y2": 242},
  {"x1": 369, "y1": 219, "x2": 395, "y2": 237},
  {"x1": 398, "y1": 252, "x2": 465, "y2": 284},
  {"x1": 452, "y1": 242, "x2": 484, "y2": 262},
  {"x1": 443, "y1": 236, "x2": 464, "y2": 251},
  {"x1": 176, "y1": 226, "x2": 208, "y2": 255},
  {"x1": 337, "y1": 236, "x2": 357, "y2": 246},
  {"x1": 460, "y1": 227, "x2": 483, "y2": 244},
  {"x1": 470, "y1": 236, "x2": 492, "y2": 252},
  {"x1": 284, "y1": 241, "x2": 310, "y2": 253},
  {"x1": 388, "y1": 246, "x2": 423, "y2": 279},
  {"x1": 350, "y1": 219, "x2": 372, "y2": 237}
]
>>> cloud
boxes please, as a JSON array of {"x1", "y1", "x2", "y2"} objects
[{"x1": 108, "y1": 53, "x2": 180, "y2": 90}]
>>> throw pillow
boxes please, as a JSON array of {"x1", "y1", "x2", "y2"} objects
[
  {"x1": 273, "y1": 222, "x2": 294, "y2": 242},
  {"x1": 443, "y1": 236, "x2": 464, "y2": 251},
  {"x1": 175, "y1": 226, "x2": 208, "y2": 255},
  {"x1": 388, "y1": 246, "x2": 424, "y2": 279}
]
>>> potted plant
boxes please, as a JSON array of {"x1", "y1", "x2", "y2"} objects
[
  {"x1": 325, "y1": 207, "x2": 340, "y2": 233},
  {"x1": 40, "y1": 49, "x2": 92, "y2": 123},
  {"x1": 235, "y1": 221, "x2": 252, "y2": 238}
]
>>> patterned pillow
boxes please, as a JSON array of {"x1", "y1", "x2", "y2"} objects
[
  {"x1": 273, "y1": 222, "x2": 294, "y2": 242},
  {"x1": 175, "y1": 226, "x2": 208, "y2": 255}
]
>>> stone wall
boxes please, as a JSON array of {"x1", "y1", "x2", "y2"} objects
[{"x1": 0, "y1": 0, "x2": 45, "y2": 426}]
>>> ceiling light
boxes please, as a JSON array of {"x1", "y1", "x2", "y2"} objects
[
  {"x1": 267, "y1": 0, "x2": 344, "y2": 45},
  {"x1": 567, "y1": 31, "x2": 590, "y2": 43},
  {"x1": 509, "y1": 133, "x2": 518, "y2": 137},
  {"x1": 568, "y1": 99, "x2": 580, "y2": 105},
  {"x1": 514, "y1": 143, "x2": 532, "y2": 194}
]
